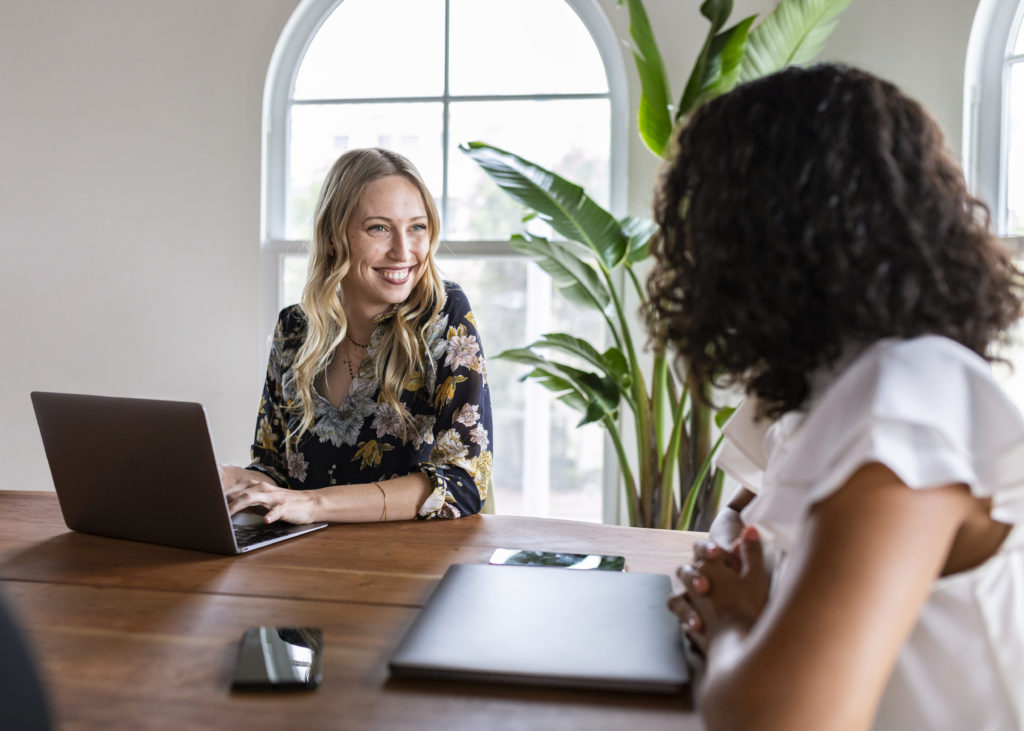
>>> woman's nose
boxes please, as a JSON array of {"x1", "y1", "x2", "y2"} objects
[{"x1": 389, "y1": 230, "x2": 410, "y2": 260}]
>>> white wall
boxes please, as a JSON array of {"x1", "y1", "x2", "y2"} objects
[
  {"x1": 605, "y1": 0, "x2": 982, "y2": 218},
  {"x1": 0, "y1": 0, "x2": 981, "y2": 492},
  {"x1": 1, "y1": 0, "x2": 301, "y2": 489}
]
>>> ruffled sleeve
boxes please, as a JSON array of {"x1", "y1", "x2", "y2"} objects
[
  {"x1": 743, "y1": 336, "x2": 1024, "y2": 547},
  {"x1": 415, "y1": 283, "x2": 493, "y2": 520},
  {"x1": 715, "y1": 396, "x2": 771, "y2": 494},
  {"x1": 246, "y1": 306, "x2": 305, "y2": 487}
]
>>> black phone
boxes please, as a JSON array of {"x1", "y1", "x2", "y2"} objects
[
  {"x1": 230, "y1": 626, "x2": 323, "y2": 690},
  {"x1": 488, "y1": 547, "x2": 627, "y2": 571}
]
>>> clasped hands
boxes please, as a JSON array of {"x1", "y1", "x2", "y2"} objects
[{"x1": 670, "y1": 525, "x2": 771, "y2": 654}]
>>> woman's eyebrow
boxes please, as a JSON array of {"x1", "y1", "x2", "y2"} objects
[{"x1": 361, "y1": 215, "x2": 428, "y2": 223}]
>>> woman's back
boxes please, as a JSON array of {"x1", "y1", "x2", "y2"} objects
[{"x1": 720, "y1": 335, "x2": 1024, "y2": 729}]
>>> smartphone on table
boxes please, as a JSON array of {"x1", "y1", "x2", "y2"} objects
[
  {"x1": 230, "y1": 626, "x2": 323, "y2": 690},
  {"x1": 488, "y1": 548, "x2": 627, "y2": 571}
]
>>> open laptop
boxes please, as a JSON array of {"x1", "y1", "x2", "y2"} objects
[
  {"x1": 389, "y1": 563, "x2": 690, "y2": 693},
  {"x1": 30, "y1": 391, "x2": 327, "y2": 554}
]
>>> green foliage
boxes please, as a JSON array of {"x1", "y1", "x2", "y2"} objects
[{"x1": 463, "y1": 0, "x2": 851, "y2": 529}]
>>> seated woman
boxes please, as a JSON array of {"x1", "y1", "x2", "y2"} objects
[
  {"x1": 222, "y1": 148, "x2": 492, "y2": 524},
  {"x1": 647, "y1": 63, "x2": 1024, "y2": 730}
]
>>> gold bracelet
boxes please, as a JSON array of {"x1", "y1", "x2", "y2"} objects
[{"x1": 374, "y1": 481, "x2": 387, "y2": 522}]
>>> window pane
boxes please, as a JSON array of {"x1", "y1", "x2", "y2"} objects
[
  {"x1": 439, "y1": 257, "x2": 605, "y2": 523},
  {"x1": 449, "y1": 0, "x2": 608, "y2": 96},
  {"x1": 282, "y1": 253, "x2": 308, "y2": 308},
  {"x1": 293, "y1": 0, "x2": 445, "y2": 100},
  {"x1": 446, "y1": 99, "x2": 611, "y2": 240},
  {"x1": 288, "y1": 103, "x2": 444, "y2": 240},
  {"x1": 1015, "y1": 14, "x2": 1024, "y2": 55},
  {"x1": 1008, "y1": 62, "x2": 1024, "y2": 235}
]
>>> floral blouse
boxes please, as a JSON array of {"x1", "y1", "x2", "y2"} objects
[{"x1": 247, "y1": 281, "x2": 492, "y2": 519}]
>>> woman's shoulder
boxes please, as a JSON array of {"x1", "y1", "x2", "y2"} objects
[
  {"x1": 271, "y1": 305, "x2": 307, "y2": 358},
  {"x1": 276, "y1": 304, "x2": 307, "y2": 337},
  {"x1": 780, "y1": 333, "x2": 1024, "y2": 491},
  {"x1": 870, "y1": 334, "x2": 991, "y2": 376},
  {"x1": 440, "y1": 280, "x2": 470, "y2": 311},
  {"x1": 802, "y1": 336, "x2": 994, "y2": 415},
  {"x1": 437, "y1": 280, "x2": 479, "y2": 328},
  {"x1": 747, "y1": 335, "x2": 1024, "y2": 543}
]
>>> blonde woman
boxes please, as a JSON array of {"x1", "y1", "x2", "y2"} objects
[{"x1": 222, "y1": 148, "x2": 491, "y2": 524}]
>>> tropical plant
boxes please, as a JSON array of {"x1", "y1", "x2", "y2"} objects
[{"x1": 462, "y1": 0, "x2": 851, "y2": 530}]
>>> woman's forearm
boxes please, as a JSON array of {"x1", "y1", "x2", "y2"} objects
[
  {"x1": 699, "y1": 624, "x2": 760, "y2": 730},
  {"x1": 312, "y1": 472, "x2": 432, "y2": 522}
]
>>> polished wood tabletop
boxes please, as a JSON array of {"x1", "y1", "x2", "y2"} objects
[{"x1": 0, "y1": 490, "x2": 704, "y2": 730}]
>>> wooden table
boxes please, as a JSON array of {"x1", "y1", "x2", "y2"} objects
[{"x1": 0, "y1": 491, "x2": 703, "y2": 730}]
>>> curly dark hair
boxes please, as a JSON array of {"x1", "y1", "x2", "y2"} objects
[{"x1": 646, "y1": 63, "x2": 1023, "y2": 419}]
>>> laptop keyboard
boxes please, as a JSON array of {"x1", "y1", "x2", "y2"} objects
[{"x1": 233, "y1": 522, "x2": 297, "y2": 548}]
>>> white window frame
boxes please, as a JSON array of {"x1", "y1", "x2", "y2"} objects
[
  {"x1": 260, "y1": 0, "x2": 629, "y2": 523},
  {"x1": 964, "y1": 0, "x2": 1024, "y2": 240}
]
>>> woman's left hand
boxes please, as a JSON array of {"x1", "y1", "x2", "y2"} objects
[
  {"x1": 224, "y1": 480, "x2": 318, "y2": 525},
  {"x1": 677, "y1": 526, "x2": 771, "y2": 643}
]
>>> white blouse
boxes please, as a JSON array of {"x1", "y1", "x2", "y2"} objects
[{"x1": 716, "y1": 335, "x2": 1024, "y2": 730}]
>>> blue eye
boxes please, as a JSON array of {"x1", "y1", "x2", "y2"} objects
[{"x1": 368, "y1": 224, "x2": 387, "y2": 232}]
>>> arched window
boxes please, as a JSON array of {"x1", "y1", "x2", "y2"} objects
[
  {"x1": 966, "y1": 0, "x2": 1024, "y2": 406},
  {"x1": 262, "y1": 0, "x2": 627, "y2": 522},
  {"x1": 965, "y1": 0, "x2": 1024, "y2": 237}
]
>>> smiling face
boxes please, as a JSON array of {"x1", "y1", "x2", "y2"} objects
[{"x1": 340, "y1": 174, "x2": 431, "y2": 319}]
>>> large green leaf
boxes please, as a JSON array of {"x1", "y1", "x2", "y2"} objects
[
  {"x1": 529, "y1": 334, "x2": 632, "y2": 391},
  {"x1": 737, "y1": 0, "x2": 852, "y2": 84},
  {"x1": 677, "y1": 0, "x2": 734, "y2": 119},
  {"x1": 677, "y1": 15, "x2": 756, "y2": 119},
  {"x1": 500, "y1": 348, "x2": 620, "y2": 410},
  {"x1": 502, "y1": 351, "x2": 622, "y2": 427},
  {"x1": 509, "y1": 234, "x2": 613, "y2": 317},
  {"x1": 617, "y1": 0, "x2": 672, "y2": 157},
  {"x1": 620, "y1": 216, "x2": 658, "y2": 264},
  {"x1": 460, "y1": 142, "x2": 628, "y2": 269}
]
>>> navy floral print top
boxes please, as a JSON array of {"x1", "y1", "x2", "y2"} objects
[{"x1": 247, "y1": 281, "x2": 492, "y2": 519}]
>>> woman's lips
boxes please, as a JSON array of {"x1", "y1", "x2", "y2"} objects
[{"x1": 376, "y1": 266, "x2": 414, "y2": 284}]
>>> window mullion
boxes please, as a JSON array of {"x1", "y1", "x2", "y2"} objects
[{"x1": 442, "y1": 0, "x2": 452, "y2": 240}]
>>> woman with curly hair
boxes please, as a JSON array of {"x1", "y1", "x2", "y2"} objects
[
  {"x1": 221, "y1": 148, "x2": 492, "y2": 526},
  {"x1": 648, "y1": 64, "x2": 1024, "y2": 730}
]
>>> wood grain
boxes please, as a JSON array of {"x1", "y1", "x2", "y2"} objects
[{"x1": 0, "y1": 491, "x2": 703, "y2": 730}]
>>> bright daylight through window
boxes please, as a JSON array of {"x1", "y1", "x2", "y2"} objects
[
  {"x1": 972, "y1": 0, "x2": 1024, "y2": 406},
  {"x1": 265, "y1": 0, "x2": 623, "y2": 522},
  {"x1": 1008, "y1": 10, "x2": 1024, "y2": 235}
]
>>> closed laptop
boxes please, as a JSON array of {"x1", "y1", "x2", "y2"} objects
[{"x1": 389, "y1": 563, "x2": 690, "y2": 693}]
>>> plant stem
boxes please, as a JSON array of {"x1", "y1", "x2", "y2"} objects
[
  {"x1": 603, "y1": 413, "x2": 639, "y2": 525},
  {"x1": 658, "y1": 387, "x2": 688, "y2": 529},
  {"x1": 600, "y1": 262, "x2": 657, "y2": 526},
  {"x1": 677, "y1": 431, "x2": 725, "y2": 530}
]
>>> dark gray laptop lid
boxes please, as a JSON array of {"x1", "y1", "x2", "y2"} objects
[
  {"x1": 389, "y1": 563, "x2": 690, "y2": 693},
  {"x1": 32, "y1": 391, "x2": 245, "y2": 554}
]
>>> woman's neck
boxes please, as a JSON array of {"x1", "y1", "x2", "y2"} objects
[{"x1": 343, "y1": 310, "x2": 376, "y2": 346}]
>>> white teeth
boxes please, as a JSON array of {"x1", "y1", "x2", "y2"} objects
[{"x1": 379, "y1": 268, "x2": 411, "y2": 283}]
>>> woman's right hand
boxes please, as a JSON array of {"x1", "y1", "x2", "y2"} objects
[
  {"x1": 669, "y1": 539, "x2": 743, "y2": 654},
  {"x1": 219, "y1": 465, "x2": 273, "y2": 490}
]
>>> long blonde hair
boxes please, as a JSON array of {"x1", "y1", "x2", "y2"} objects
[{"x1": 289, "y1": 148, "x2": 444, "y2": 439}]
